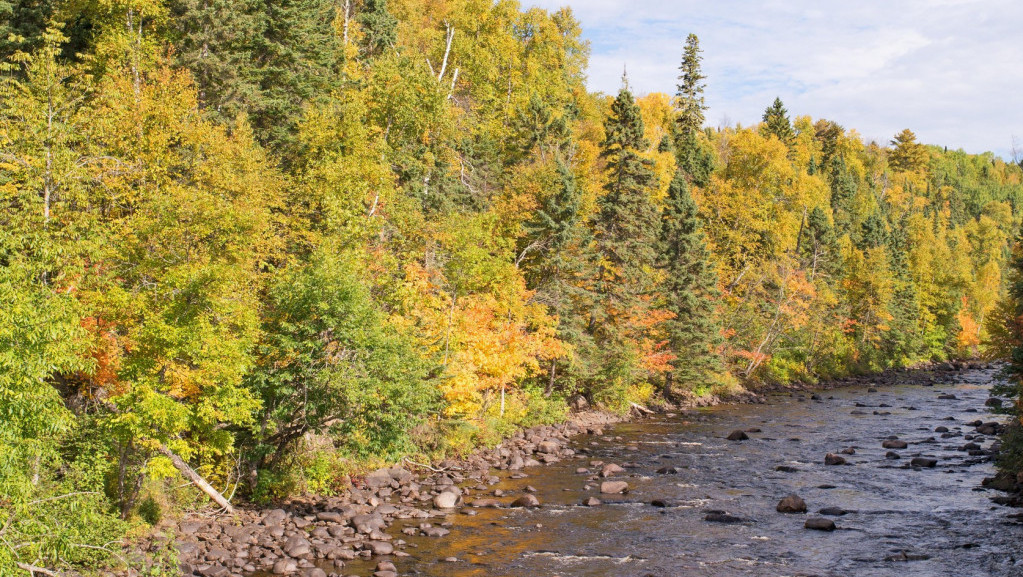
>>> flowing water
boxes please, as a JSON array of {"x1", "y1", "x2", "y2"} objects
[{"x1": 351, "y1": 368, "x2": 1023, "y2": 576}]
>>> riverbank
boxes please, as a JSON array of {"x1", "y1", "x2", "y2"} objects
[{"x1": 152, "y1": 361, "x2": 1000, "y2": 577}]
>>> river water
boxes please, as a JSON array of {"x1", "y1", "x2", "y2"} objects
[{"x1": 354, "y1": 368, "x2": 1022, "y2": 577}]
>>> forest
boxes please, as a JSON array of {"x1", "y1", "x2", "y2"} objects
[{"x1": 2, "y1": 0, "x2": 1022, "y2": 573}]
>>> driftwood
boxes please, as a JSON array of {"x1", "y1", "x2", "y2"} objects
[
  {"x1": 157, "y1": 445, "x2": 234, "y2": 514},
  {"x1": 17, "y1": 562, "x2": 60, "y2": 576}
]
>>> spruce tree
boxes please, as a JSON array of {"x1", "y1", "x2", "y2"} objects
[
  {"x1": 595, "y1": 87, "x2": 660, "y2": 300},
  {"x1": 658, "y1": 171, "x2": 724, "y2": 394},
  {"x1": 761, "y1": 97, "x2": 794, "y2": 145},
  {"x1": 673, "y1": 33, "x2": 713, "y2": 187},
  {"x1": 520, "y1": 162, "x2": 598, "y2": 392},
  {"x1": 358, "y1": 0, "x2": 398, "y2": 56},
  {"x1": 592, "y1": 87, "x2": 661, "y2": 392},
  {"x1": 675, "y1": 33, "x2": 706, "y2": 139}
]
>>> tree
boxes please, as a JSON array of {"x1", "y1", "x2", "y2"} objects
[
  {"x1": 357, "y1": 0, "x2": 397, "y2": 57},
  {"x1": 889, "y1": 128, "x2": 929, "y2": 173},
  {"x1": 761, "y1": 97, "x2": 794, "y2": 145},
  {"x1": 673, "y1": 33, "x2": 713, "y2": 187},
  {"x1": 675, "y1": 33, "x2": 706, "y2": 139},
  {"x1": 590, "y1": 87, "x2": 662, "y2": 400},
  {"x1": 658, "y1": 171, "x2": 724, "y2": 394}
]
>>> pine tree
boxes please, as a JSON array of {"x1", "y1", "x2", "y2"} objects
[
  {"x1": 799, "y1": 206, "x2": 840, "y2": 279},
  {"x1": 889, "y1": 128, "x2": 929, "y2": 173},
  {"x1": 658, "y1": 171, "x2": 724, "y2": 394},
  {"x1": 761, "y1": 97, "x2": 794, "y2": 145}
]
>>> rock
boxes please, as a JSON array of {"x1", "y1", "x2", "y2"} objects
[
  {"x1": 885, "y1": 451, "x2": 901, "y2": 460},
  {"x1": 840, "y1": 448, "x2": 856, "y2": 455},
  {"x1": 568, "y1": 395, "x2": 589, "y2": 411},
  {"x1": 818, "y1": 507, "x2": 848, "y2": 516},
  {"x1": 986, "y1": 398, "x2": 1004, "y2": 408},
  {"x1": 804, "y1": 517, "x2": 836, "y2": 531},
  {"x1": 882, "y1": 440, "x2": 908, "y2": 449},
  {"x1": 175, "y1": 541, "x2": 200, "y2": 560},
  {"x1": 433, "y1": 492, "x2": 459, "y2": 509},
  {"x1": 600, "y1": 463, "x2": 625, "y2": 477},
  {"x1": 937, "y1": 393, "x2": 957, "y2": 400},
  {"x1": 582, "y1": 497, "x2": 602, "y2": 506},
  {"x1": 824, "y1": 453, "x2": 846, "y2": 466},
  {"x1": 511, "y1": 494, "x2": 540, "y2": 508},
  {"x1": 867, "y1": 387, "x2": 878, "y2": 392},
  {"x1": 366, "y1": 541, "x2": 394, "y2": 556},
  {"x1": 284, "y1": 536, "x2": 311, "y2": 558},
  {"x1": 910, "y1": 457, "x2": 938, "y2": 468},
  {"x1": 775, "y1": 465, "x2": 799, "y2": 473},
  {"x1": 726, "y1": 430, "x2": 749, "y2": 441},
  {"x1": 776, "y1": 494, "x2": 807, "y2": 513},
  {"x1": 935, "y1": 426, "x2": 949, "y2": 433},
  {"x1": 650, "y1": 499, "x2": 670, "y2": 508},
  {"x1": 422, "y1": 527, "x2": 450, "y2": 537},
  {"x1": 316, "y1": 511, "x2": 345, "y2": 523},
  {"x1": 376, "y1": 561, "x2": 397, "y2": 572},
  {"x1": 262, "y1": 509, "x2": 289, "y2": 526},
  {"x1": 374, "y1": 571, "x2": 398, "y2": 577},
  {"x1": 199, "y1": 565, "x2": 230, "y2": 577},
  {"x1": 537, "y1": 440, "x2": 560, "y2": 454},
  {"x1": 656, "y1": 466, "x2": 679, "y2": 474},
  {"x1": 704, "y1": 513, "x2": 746, "y2": 524},
  {"x1": 600, "y1": 481, "x2": 629, "y2": 494},
  {"x1": 364, "y1": 468, "x2": 395, "y2": 489},
  {"x1": 471, "y1": 498, "x2": 502, "y2": 508},
  {"x1": 272, "y1": 558, "x2": 298, "y2": 574},
  {"x1": 303, "y1": 569, "x2": 327, "y2": 577}
]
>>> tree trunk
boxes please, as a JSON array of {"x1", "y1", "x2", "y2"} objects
[{"x1": 157, "y1": 445, "x2": 234, "y2": 514}]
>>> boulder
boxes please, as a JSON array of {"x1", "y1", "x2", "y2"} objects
[
  {"x1": 599, "y1": 463, "x2": 625, "y2": 477},
  {"x1": 600, "y1": 481, "x2": 629, "y2": 494},
  {"x1": 882, "y1": 440, "x2": 908, "y2": 449},
  {"x1": 824, "y1": 453, "x2": 846, "y2": 466},
  {"x1": 804, "y1": 517, "x2": 836, "y2": 531},
  {"x1": 511, "y1": 494, "x2": 540, "y2": 508},
  {"x1": 776, "y1": 494, "x2": 807, "y2": 513},
  {"x1": 726, "y1": 430, "x2": 749, "y2": 441},
  {"x1": 910, "y1": 457, "x2": 938, "y2": 468},
  {"x1": 433, "y1": 491, "x2": 459, "y2": 509}
]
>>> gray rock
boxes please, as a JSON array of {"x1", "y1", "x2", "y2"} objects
[
  {"x1": 284, "y1": 536, "x2": 311, "y2": 558},
  {"x1": 582, "y1": 497, "x2": 602, "y2": 506},
  {"x1": 882, "y1": 440, "x2": 908, "y2": 449},
  {"x1": 910, "y1": 457, "x2": 938, "y2": 468},
  {"x1": 272, "y1": 558, "x2": 298, "y2": 574},
  {"x1": 818, "y1": 507, "x2": 848, "y2": 516},
  {"x1": 599, "y1": 463, "x2": 625, "y2": 477},
  {"x1": 704, "y1": 512, "x2": 746, "y2": 524},
  {"x1": 316, "y1": 511, "x2": 345, "y2": 524}
]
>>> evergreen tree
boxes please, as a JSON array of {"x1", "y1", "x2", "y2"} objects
[
  {"x1": 889, "y1": 128, "x2": 929, "y2": 173},
  {"x1": 761, "y1": 97, "x2": 794, "y2": 145},
  {"x1": 595, "y1": 87, "x2": 660, "y2": 299},
  {"x1": 167, "y1": 0, "x2": 343, "y2": 157},
  {"x1": 675, "y1": 33, "x2": 706, "y2": 139},
  {"x1": 658, "y1": 171, "x2": 724, "y2": 394},
  {"x1": 829, "y1": 155, "x2": 857, "y2": 236},
  {"x1": 520, "y1": 161, "x2": 598, "y2": 393},
  {"x1": 591, "y1": 87, "x2": 661, "y2": 395},
  {"x1": 799, "y1": 206, "x2": 841, "y2": 279},
  {"x1": 357, "y1": 0, "x2": 397, "y2": 57},
  {"x1": 673, "y1": 33, "x2": 713, "y2": 187}
]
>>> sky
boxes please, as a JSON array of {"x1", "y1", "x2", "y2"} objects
[{"x1": 527, "y1": 0, "x2": 1023, "y2": 159}]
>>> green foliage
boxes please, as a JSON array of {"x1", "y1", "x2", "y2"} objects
[
  {"x1": 658, "y1": 171, "x2": 725, "y2": 394},
  {"x1": 761, "y1": 97, "x2": 794, "y2": 145},
  {"x1": 246, "y1": 249, "x2": 438, "y2": 470}
]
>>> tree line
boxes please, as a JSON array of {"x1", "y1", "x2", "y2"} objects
[{"x1": 2, "y1": 1, "x2": 1021, "y2": 572}]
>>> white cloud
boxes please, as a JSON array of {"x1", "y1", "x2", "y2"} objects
[{"x1": 526, "y1": 0, "x2": 1023, "y2": 157}]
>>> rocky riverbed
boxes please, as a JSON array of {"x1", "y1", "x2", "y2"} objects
[{"x1": 160, "y1": 363, "x2": 1023, "y2": 577}]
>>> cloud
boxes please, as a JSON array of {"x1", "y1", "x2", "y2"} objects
[{"x1": 526, "y1": 0, "x2": 1023, "y2": 157}]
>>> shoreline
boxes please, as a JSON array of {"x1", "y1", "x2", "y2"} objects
[{"x1": 154, "y1": 360, "x2": 995, "y2": 577}]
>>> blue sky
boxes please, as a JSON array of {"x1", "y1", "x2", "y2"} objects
[{"x1": 527, "y1": 0, "x2": 1023, "y2": 159}]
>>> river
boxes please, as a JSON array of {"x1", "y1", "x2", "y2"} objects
[{"x1": 345, "y1": 367, "x2": 1022, "y2": 577}]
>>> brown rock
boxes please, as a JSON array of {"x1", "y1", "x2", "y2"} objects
[{"x1": 776, "y1": 494, "x2": 807, "y2": 513}]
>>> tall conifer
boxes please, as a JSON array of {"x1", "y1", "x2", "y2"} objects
[{"x1": 658, "y1": 171, "x2": 724, "y2": 393}]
